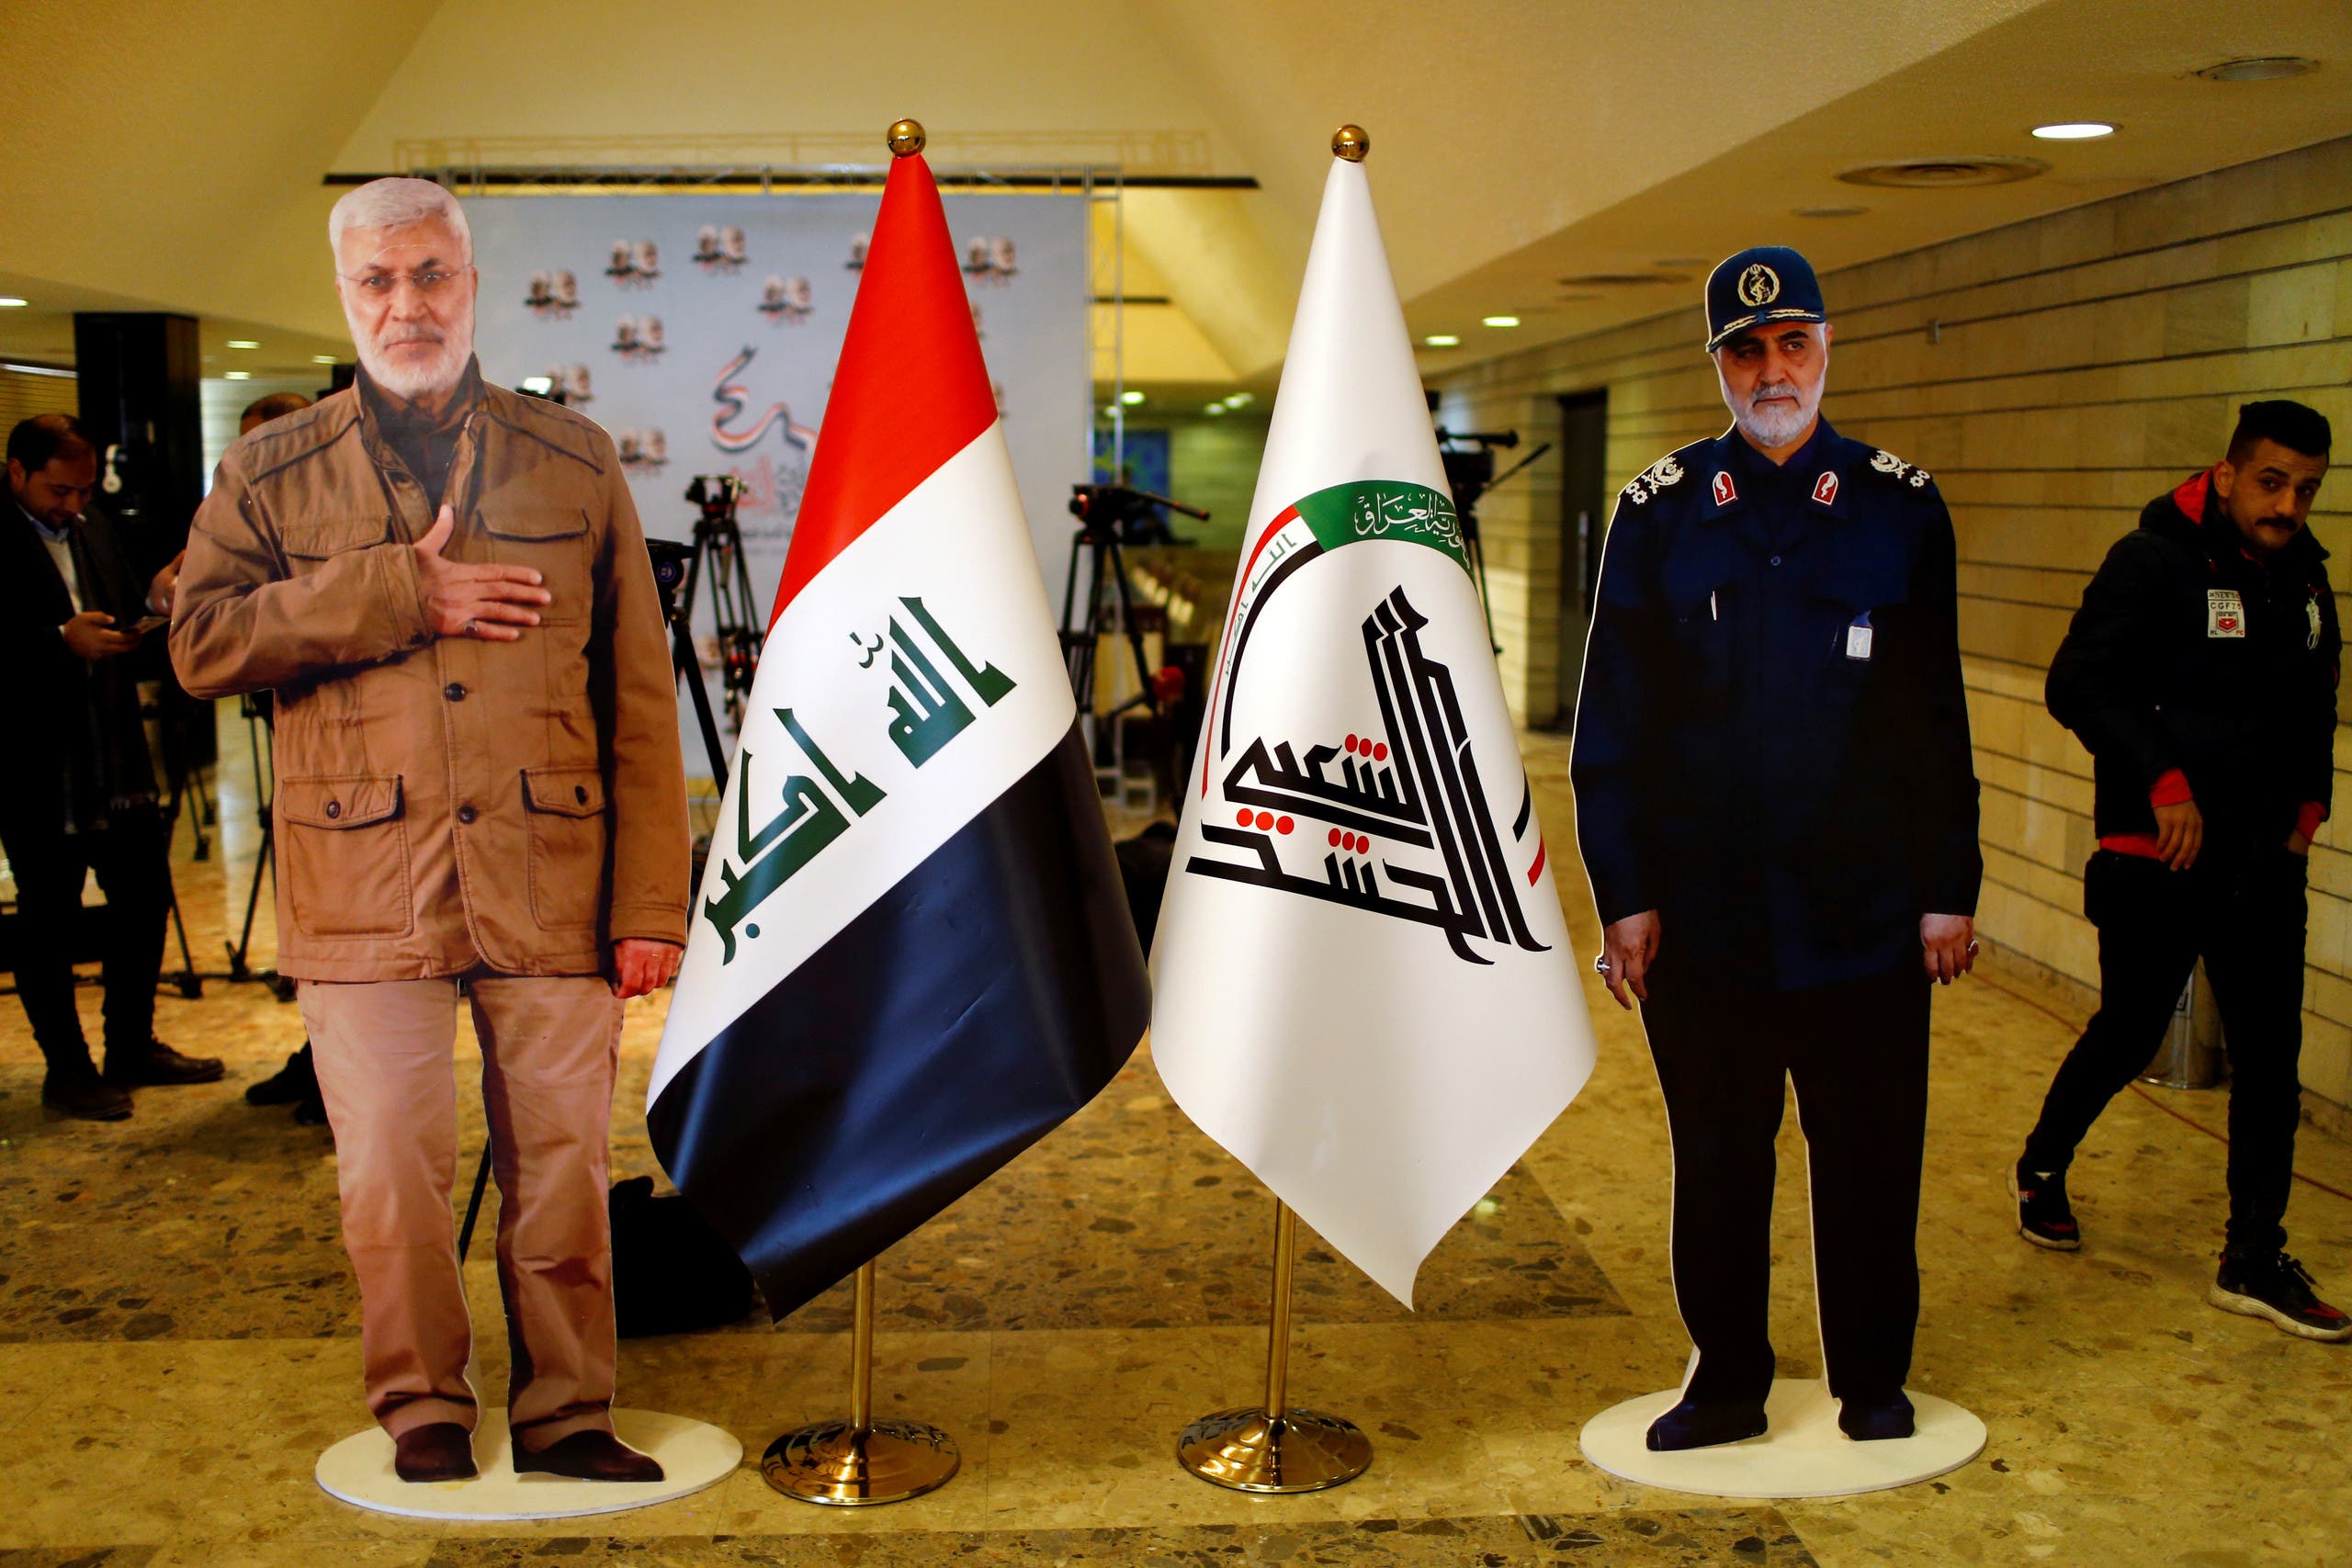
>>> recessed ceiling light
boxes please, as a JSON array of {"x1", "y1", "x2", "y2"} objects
[
  {"x1": 223, "y1": 370, "x2": 252, "y2": 381},
  {"x1": 1120, "y1": 389, "x2": 1146, "y2": 405},
  {"x1": 226, "y1": 339, "x2": 260, "y2": 349},
  {"x1": 2197, "y1": 56, "x2": 2320, "y2": 82},
  {"x1": 1792, "y1": 205, "x2": 1870, "y2": 219},
  {"x1": 2032, "y1": 121, "x2": 2115, "y2": 141},
  {"x1": 1838, "y1": 156, "x2": 2047, "y2": 188},
  {"x1": 311, "y1": 355, "x2": 339, "y2": 366},
  {"x1": 1204, "y1": 402, "x2": 1227, "y2": 415},
  {"x1": 1225, "y1": 391, "x2": 1254, "y2": 407},
  {"x1": 1424, "y1": 333, "x2": 1461, "y2": 347},
  {"x1": 0, "y1": 298, "x2": 26, "y2": 309},
  {"x1": 1482, "y1": 316, "x2": 1520, "y2": 329}
]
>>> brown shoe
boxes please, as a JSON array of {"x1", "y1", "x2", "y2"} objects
[
  {"x1": 514, "y1": 1429, "x2": 664, "y2": 1483},
  {"x1": 102, "y1": 1041, "x2": 225, "y2": 1087},
  {"x1": 41, "y1": 1068, "x2": 132, "y2": 1122},
  {"x1": 392, "y1": 1421, "x2": 477, "y2": 1483}
]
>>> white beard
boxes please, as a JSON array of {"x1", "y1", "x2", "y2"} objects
[
  {"x1": 1723, "y1": 379, "x2": 1820, "y2": 450},
  {"x1": 348, "y1": 312, "x2": 473, "y2": 403}
]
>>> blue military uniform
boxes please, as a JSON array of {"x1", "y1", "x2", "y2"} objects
[{"x1": 1569, "y1": 246, "x2": 1982, "y2": 1439}]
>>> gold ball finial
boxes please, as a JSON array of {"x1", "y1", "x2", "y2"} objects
[
  {"x1": 1332, "y1": 124, "x2": 1369, "y2": 162},
  {"x1": 888, "y1": 119, "x2": 926, "y2": 158}
]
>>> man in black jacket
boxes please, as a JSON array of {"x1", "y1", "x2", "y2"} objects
[
  {"x1": 3, "y1": 414, "x2": 220, "y2": 1120},
  {"x1": 2016, "y1": 399, "x2": 2346, "y2": 1342}
]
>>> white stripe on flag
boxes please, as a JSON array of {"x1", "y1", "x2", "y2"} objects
[{"x1": 650, "y1": 420, "x2": 1075, "y2": 1108}]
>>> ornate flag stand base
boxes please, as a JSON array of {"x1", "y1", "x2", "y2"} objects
[
  {"x1": 1177, "y1": 1200, "x2": 1373, "y2": 1493},
  {"x1": 762, "y1": 1261, "x2": 960, "y2": 1505}
]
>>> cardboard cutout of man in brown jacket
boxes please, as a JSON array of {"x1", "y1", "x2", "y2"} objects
[{"x1": 172, "y1": 179, "x2": 690, "y2": 1486}]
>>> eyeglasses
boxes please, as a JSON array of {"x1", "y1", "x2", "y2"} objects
[{"x1": 339, "y1": 267, "x2": 471, "y2": 297}]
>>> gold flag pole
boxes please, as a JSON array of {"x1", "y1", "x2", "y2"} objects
[
  {"x1": 1176, "y1": 1198, "x2": 1373, "y2": 1492},
  {"x1": 762, "y1": 1259, "x2": 960, "y2": 1505}
]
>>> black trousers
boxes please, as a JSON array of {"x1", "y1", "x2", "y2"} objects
[
  {"x1": 0, "y1": 805, "x2": 169, "y2": 1073},
  {"x1": 2022, "y1": 846, "x2": 2307, "y2": 1257},
  {"x1": 1641, "y1": 963, "x2": 1931, "y2": 1408}
]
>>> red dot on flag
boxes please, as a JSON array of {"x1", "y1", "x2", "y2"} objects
[
  {"x1": 1328, "y1": 828, "x2": 1343, "y2": 847},
  {"x1": 1255, "y1": 811, "x2": 1275, "y2": 830},
  {"x1": 1345, "y1": 734, "x2": 1360, "y2": 752},
  {"x1": 1276, "y1": 817, "x2": 1294, "y2": 835},
  {"x1": 1236, "y1": 808, "x2": 1253, "y2": 827},
  {"x1": 1372, "y1": 742, "x2": 1388, "y2": 761},
  {"x1": 1345, "y1": 833, "x2": 1361, "y2": 853}
]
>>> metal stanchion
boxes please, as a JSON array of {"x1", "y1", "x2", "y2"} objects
[
  {"x1": 761, "y1": 1260, "x2": 960, "y2": 1505},
  {"x1": 1175, "y1": 1199, "x2": 1372, "y2": 1493}
]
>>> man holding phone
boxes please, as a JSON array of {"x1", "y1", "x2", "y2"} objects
[{"x1": 3, "y1": 413, "x2": 220, "y2": 1121}]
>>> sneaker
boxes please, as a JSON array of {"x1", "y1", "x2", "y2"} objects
[
  {"x1": 2010, "y1": 1162, "x2": 2081, "y2": 1251},
  {"x1": 2209, "y1": 1252, "x2": 2352, "y2": 1343}
]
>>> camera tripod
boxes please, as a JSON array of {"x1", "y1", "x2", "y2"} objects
[
  {"x1": 1436, "y1": 428, "x2": 1554, "y2": 656},
  {"x1": 1061, "y1": 484, "x2": 1208, "y2": 806}
]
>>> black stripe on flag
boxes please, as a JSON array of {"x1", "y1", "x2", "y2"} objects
[{"x1": 647, "y1": 723, "x2": 1149, "y2": 1319}]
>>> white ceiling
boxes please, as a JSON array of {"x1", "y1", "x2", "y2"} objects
[{"x1": 2, "y1": 0, "x2": 2346, "y2": 389}]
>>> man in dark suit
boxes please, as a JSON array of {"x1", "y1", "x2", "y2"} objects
[
  {"x1": 4, "y1": 414, "x2": 220, "y2": 1119},
  {"x1": 1572, "y1": 248, "x2": 1982, "y2": 1451}
]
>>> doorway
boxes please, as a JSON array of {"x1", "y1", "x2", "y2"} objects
[{"x1": 1553, "y1": 389, "x2": 1610, "y2": 728}]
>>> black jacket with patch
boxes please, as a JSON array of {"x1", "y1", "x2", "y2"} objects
[{"x1": 2045, "y1": 468, "x2": 2339, "y2": 853}]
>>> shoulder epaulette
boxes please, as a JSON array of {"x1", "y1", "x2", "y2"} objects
[
  {"x1": 1863, "y1": 446, "x2": 1934, "y2": 491},
  {"x1": 1621, "y1": 450, "x2": 1695, "y2": 507}
]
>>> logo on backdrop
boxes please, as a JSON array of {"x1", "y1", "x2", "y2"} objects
[
  {"x1": 693, "y1": 224, "x2": 749, "y2": 274},
  {"x1": 612, "y1": 315, "x2": 667, "y2": 361},
  {"x1": 845, "y1": 232, "x2": 870, "y2": 272},
  {"x1": 606, "y1": 239, "x2": 661, "y2": 288},
  {"x1": 757, "y1": 276, "x2": 815, "y2": 324},
  {"x1": 524, "y1": 269, "x2": 580, "y2": 319},
  {"x1": 963, "y1": 236, "x2": 1019, "y2": 286},
  {"x1": 616, "y1": 429, "x2": 668, "y2": 471},
  {"x1": 708, "y1": 344, "x2": 818, "y2": 456}
]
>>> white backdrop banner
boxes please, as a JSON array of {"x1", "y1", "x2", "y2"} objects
[{"x1": 464, "y1": 190, "x2": 1091, "y2": 773}]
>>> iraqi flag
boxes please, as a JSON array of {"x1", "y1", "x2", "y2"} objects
[
  {"x1": 1149, "y1": 137, "x2": 1597, "y2": 1306},
  {"x1": 647, "y1": 141, "x2": 1149, "y2": 1318}
]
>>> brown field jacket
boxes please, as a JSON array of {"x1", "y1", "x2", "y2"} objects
[{"x1": 171, "y1": 377, "x2": 689, "y2": 982}]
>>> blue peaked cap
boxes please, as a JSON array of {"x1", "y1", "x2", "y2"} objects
[{"x1": 1704, "y1": 245, "x2": 1827, "y2": 352}]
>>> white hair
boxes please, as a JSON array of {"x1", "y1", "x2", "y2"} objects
[{"x1": 327, "y1": 177, "x2": 472, "y2": 263}]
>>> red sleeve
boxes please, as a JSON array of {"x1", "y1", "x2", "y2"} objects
[
  {"x1": 2149, "y1": 769, "x2": 2193, "y2": 808},
  {"x1": 2297, "y1": 801, "x2": 2327, "y2": 842}
]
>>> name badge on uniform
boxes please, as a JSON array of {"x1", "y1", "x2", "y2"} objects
[
  {"x1": 1845, "y1": 611, "x2": 1873, "y2": 661},
  {"x1": 2208, "y1": 588, "x2": 2245, "y2": 639}
]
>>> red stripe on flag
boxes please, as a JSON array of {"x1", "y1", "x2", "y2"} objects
[
  {"x1": 769, "y1": 152, "x2": 997, "y2": 624},
  {"x1": 1526, "y1": 837, "x2": 1546, "y2": 887}
]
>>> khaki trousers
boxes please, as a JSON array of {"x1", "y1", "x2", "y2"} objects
[{"x1": 301, "y1": 975, "x2": 622, "y2": 1449}]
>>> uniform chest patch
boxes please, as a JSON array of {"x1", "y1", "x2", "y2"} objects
[
  {"x1": 1712, "y1": 471, "x2": 1736, "y2": 507},
  {"x1": 2309, "y1": 592, "x2": 2324, "y2": 651},
  {"x1": 1812, "y1": 471, "x2": 1839, "y2": 506},
  {"x1": 2208, "y1": 588, "x2": 2245, "y2": 639}
]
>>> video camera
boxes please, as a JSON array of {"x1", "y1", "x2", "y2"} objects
[
  {"x1": 1433, "y1": 428, "x2": 1520, "y2": 518},
  {"x1": 685, "y1": 472, "x2": 747, "y2": 522},
  {"x1": 1069, "y1": 482, "x2": 1210, "y2": 547}
]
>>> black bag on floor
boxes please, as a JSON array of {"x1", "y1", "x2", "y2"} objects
[
  {"x1": 608, "y1": 1175, "x2": 757, "y2": 1337},
  {"x1": 1114, "y1": 819, "x2": 1179, "y2": 952}
]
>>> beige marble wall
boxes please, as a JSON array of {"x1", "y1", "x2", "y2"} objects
[{"x1": 1437, "y1": 135, "x2": 2352, "y2": 1112}]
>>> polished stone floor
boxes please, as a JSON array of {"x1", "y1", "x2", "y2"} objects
[{"x1": 2, "y1": 723, "x2": 2350, "y2": 1565}]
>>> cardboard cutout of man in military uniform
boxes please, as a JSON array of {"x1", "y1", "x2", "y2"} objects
[{"x1": 1571, "y1": 247, "x2": 1982, "y2": 1451}]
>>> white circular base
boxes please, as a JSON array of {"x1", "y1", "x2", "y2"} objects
[
  {"x1": 1579, "y1": 1378, "x2": 1984, "y2": 1500},
  {"x1": 316, "y1": 1408, "x2": 741, "y2": 1520}
]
